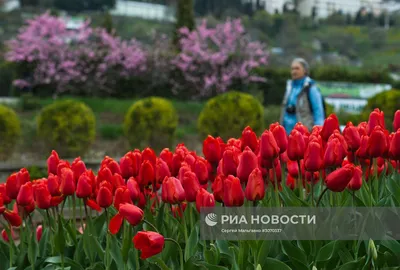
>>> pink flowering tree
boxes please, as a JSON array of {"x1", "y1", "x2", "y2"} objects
[
  {"x1": 172, "y1": 19, "x2": 268, "y2": 97},
  {"x1": 6, "y1": 13, "x2": 147, "y2": 95}
]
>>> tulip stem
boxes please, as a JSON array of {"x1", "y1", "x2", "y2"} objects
[
  {"x1": 105, "y1": 209, "x2": 110, "y2": 270},
  {"x1": 143, "y1": 219, "x2": 159, "y2": 233},
  {"x1": 79, "y1": 198, "x2": 83, "y2": 229},
  {"x1": 311, "y1": 182, "x2": 315, "y2": 207},
  {"x1": 180, "y1": 204, "x2": 189, "y2": 243},
  {"x1": 272, "y1": 165, "x2": 280, "y2": 207},
  {"x1": 165, "y1": 238, "x2": 184, "y2": 270},
  {"x1": 316, "y1": 187, "x2": 328, "y2": 207},
  {"x1": 297, "y1": 160, "x2": 304, "y2": 201},
  {"x1": 72, "y1": 195, "x2": 77, "y2": 233}
]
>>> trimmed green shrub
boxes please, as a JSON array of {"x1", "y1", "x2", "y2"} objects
[
  {"x1": 37, "y1": 100, "x2": 96, "y2": 157},
  {"x1": 124, "y1": 97, "x2": 178, "y2": 149},
  {"x1": 0, "y1": 105, "x2": 21, "y2": 160},
  {"x1": 362, "y1": 89, "x2": 400, "y2": 131},
  {"x1": 198, "y1": 91, "x2": 264, "y2": 140}
]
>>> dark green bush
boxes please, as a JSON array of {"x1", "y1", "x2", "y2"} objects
[
  {"x1": 100, "y1": 124, "x2": 124, "y2": 140},
  {"x1": 362, "y1": 89, "x2": 400, "y2": 131},
  {"x1": 0, "y1": 105, "x2": 21, "y2": 160},
  {"x1": 124, "y1": 97, "x2": 178, "y2": 149},
  {"x1": 198, "y1": 91, "x2": 264, "y2": 140},
  {"x1": 37, "y1": 100, "x2": 96, "y2": 157},
  {"x1": 0, "y1": 62, "x2": 15, "y2": 96},
  {"x1": 19, "y1": 93, "x2": 41, "y2": 111}
]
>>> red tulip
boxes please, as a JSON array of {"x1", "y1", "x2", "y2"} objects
[
  {"x1": 160, "y1": 148, "x2": 173, "y2": 171},
  {"x1": 260, "y1": 130, "x2": 280, "y2": 160},
  {"x1": 17, "y1": 168, "x2": 30, "y2": 186},
  {"x1": 109, "y1": 203, "x2": 144, "y2": 234},
  {"x1": 71, "y1": 157, "x2": 86, "y2": 183},
  {"x1": 194, "y1": 157, "x2": 209, "y2": 185},
  {"x1": 178, "y1": 164, "x2": 191, "y2": 182},
  {"x1": 96, "y1": 184, "x2": 113, "y2": 208},
  {"x1": 114, "y1": 187, "x2": 133, "y2": 210},
  {"x1": 0, "y1": 183, "x2": 11, "y2": 205},
  {"x1": 6, "y1": 173, "x2": 19, "y2": 200},
  {"x1": 112, "y1": 174, "x2": 125, "y2": 190},
  {"x1": 268, "y1": 158, "x2": 282, "y2": 184},
  {"x1": 97, "y1": 167, "x2": 113, "y2": 183},
  {"x1": 320, "y1": 114, "x2": 340, "y2": 141},
  {"x1": 127, "y1": 177, "x2": 140, "y2": 202},
  {"x1": 368, "y1": 126, "x2": 388, "y2": 158},
  {"x1": 120, "y1": 150, "x2": 142, "y2": 179},
  {"x1": 195, "y1": 188, "x2": 215, "y2": 212},
  {"x1": 287, "y1": 130, "x2": 306, "y2": 161},
  {"x1": 287, "y1": 160, "x2": 299, "y2": 178},
  {"x1": 60, "y1": 168, "x2": 75, "y2": 196},
  {"x1": 227, "y1": 138, "x2": 242, "y2": 150},
  {"x1": 223, "y1": 175, "x2": 244, "y2": 207},
  {"x1": 328, "y1": 130, "x2": 348, "y2": 154},
  {"x1": 34, "y1": 183, "x2": 52, "y2": 209},
  {"x1": 245, "y1": 168, "x2": 265, "y2": 201},
  {"x1": 357, "y1": 122, "x2": 367, "y2": 136},
  {"x1": 304, "y1": 140, "x2": 323, "y2": 172},
  {"x1": 367, "y1": 108, "x2": 385, "y2": 135},
  {"x1": 101, "y1": 156, "x2": 122, "y2": 175},
  {"x1": 23, "y1": 201, "x2": 35, "y2": 216},
  {"x1": 324, "y1": 138, "x2": 346, "y2": 168},
  {"x1": 222, "y1": 147, "x2": 239, "y2": 176},
  {"x1": 325, "y1": 164, "x2": 355, "y2": 192},
  {"x1": 389, "y1": 130, "x2": 400, "y2": 160},
  {"x1": 161, "y1": 177, "x2": 185, "y2": 204},
  {"x1": 3, "y1": 210, "x2": 22, "y2": 227},
  {"x1": 47, "y1": 150, "x2": 60, "y2": 175},
  {"x1": 138, "y1": 160, "x2": 155, "y2": 187},
  {"x1": 36, "y1": 225, "x2": 43, "y2": 241},
  {"x1": 212, "y1": 175, "x2": 225, "y2": 203},
  {"x1": 47, "y1": 173, "x2": 61, "y2": 196},
  {"x1": 305, "y1": 171, "x2": 319, "y2": 184},
  {"x1": 294, "y1": 123, "x2": 310, "y2": 136},
  {"x1": 203, "y1": 135, "x2": 222, "y2": 164},
  {"x1": 356, "y1": 135, "x2": 370, "y2": 160},
  {"x1": 1, "y1": 229, "x2": 10, "y2": 242},
  {"x1": 184, "y1": 153, "x2": 196, "y2": 170},
  {"x1": 171, "y1": 202, "x2": 187, "y2": 218},
  {"x1": 237, "y1": 147, "x2": 258, "y2": 183},
  {"x1": 270, "y1": 123, "x2": 288, "y2": 154},
  {"x1": 241, "y1": 126, "x2": 258, "y2": 152},
  {"x1": 57, "y1": 160, "x2": 71, "y2": 178},
  {"x1": 182, "y1": 171, "x2": 200, "y2": 202},
  {"x1": 347, "y1": 166, "x2": 362, "y2": 191},
  {"x1": 76, "y1": 172, "x2": 93, "y2": 198},
  {"x1": 171, "y1": 151, "x2": 184, "y2": 176},
  {"x1": 286, "y1": 174, "x2": 296, "y2": 190},
  {"x1": 343, "y1": 122, "x2": 361, "y2": 151},
  {"x1": 133, "y1": 231, "x2": 164, "y2": 259},
  {"x1": 86, "y1": 198, "x2": 101, "y2": 212},
  {"x1": 142, "y1": 147, "x2": 157, "y2": 167},
  {"x1": 393, "y1": 110, "x2": 400, "y2": 132},
  {"x1": 17, "y1": 182, "x2": 34, "y2": 207},
  {"x1": 155, "y1": 158, "x2": 171, "y2": 185}
]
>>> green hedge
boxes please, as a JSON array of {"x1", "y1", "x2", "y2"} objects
[
  {"x1": 0, "y1": 61, "x2": 16, "y2": 96},
  {"x1": 0, "y1": 105, "x2": 21, "y2": 160}
]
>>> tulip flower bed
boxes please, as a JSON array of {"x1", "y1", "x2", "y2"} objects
[{"x1": 0, "y1": 108, "x2": 399, "y2": 270}]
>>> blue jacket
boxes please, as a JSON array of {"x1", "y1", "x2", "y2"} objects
[{"x1": 282, "y1": 76, "x2": 325, "y2": 134}]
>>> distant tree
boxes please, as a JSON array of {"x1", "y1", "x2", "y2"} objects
[
  {"x1": 54, "y1": 0, "x2": 115, "y2": 12},
  {"x1": 19, "y1": 0, "x2": 39, "y2": 7},
  {"x1": 174, "y1": 0, "x2": 195, "y2": 46},
  {"x1": 102, "y1": 12, "x2": 114, "y2": 34}
]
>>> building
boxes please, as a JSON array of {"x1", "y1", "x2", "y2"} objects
[{"x1": 297, "y1": 0, "x2": 383, "y2": 19}]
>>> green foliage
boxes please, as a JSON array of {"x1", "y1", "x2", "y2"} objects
[
  {"x1": 19, "y1": 93, "x2": 41, "y2": 111},
  {"x1": 174, "y1": 0, "x2": 195, "y2": 45},
  {"x1": 37, "y1": 99, "x2": 96, "y2": 157},
  {"x1": 0, "y1": 62, "x2": 15, "y2": 96},
  {"x1": 197, "y1": 91, "x2": 264, "y2": 140},
  {"x1": 100, "y1": 124, "x2": 123, "y2": 140},
  {"x1": 27, "y1": 165, "x2": 47, "y2": 179},
  {"x1": 362, "y1": 89, "x2": 400, "y2": 131},
  {"x1": 102, "y1": 12, "x2": 114, "y2": 34},
  {"x1": 124, "y1": 97, "x2": 178, "y2": 149},
  {"x1": 0, "y1": 105, "x2": 21, "y2": 161}
]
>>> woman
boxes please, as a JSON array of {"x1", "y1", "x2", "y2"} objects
[{"x1": 280, "y1": 58, "x2": 325, "y2": 133}]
